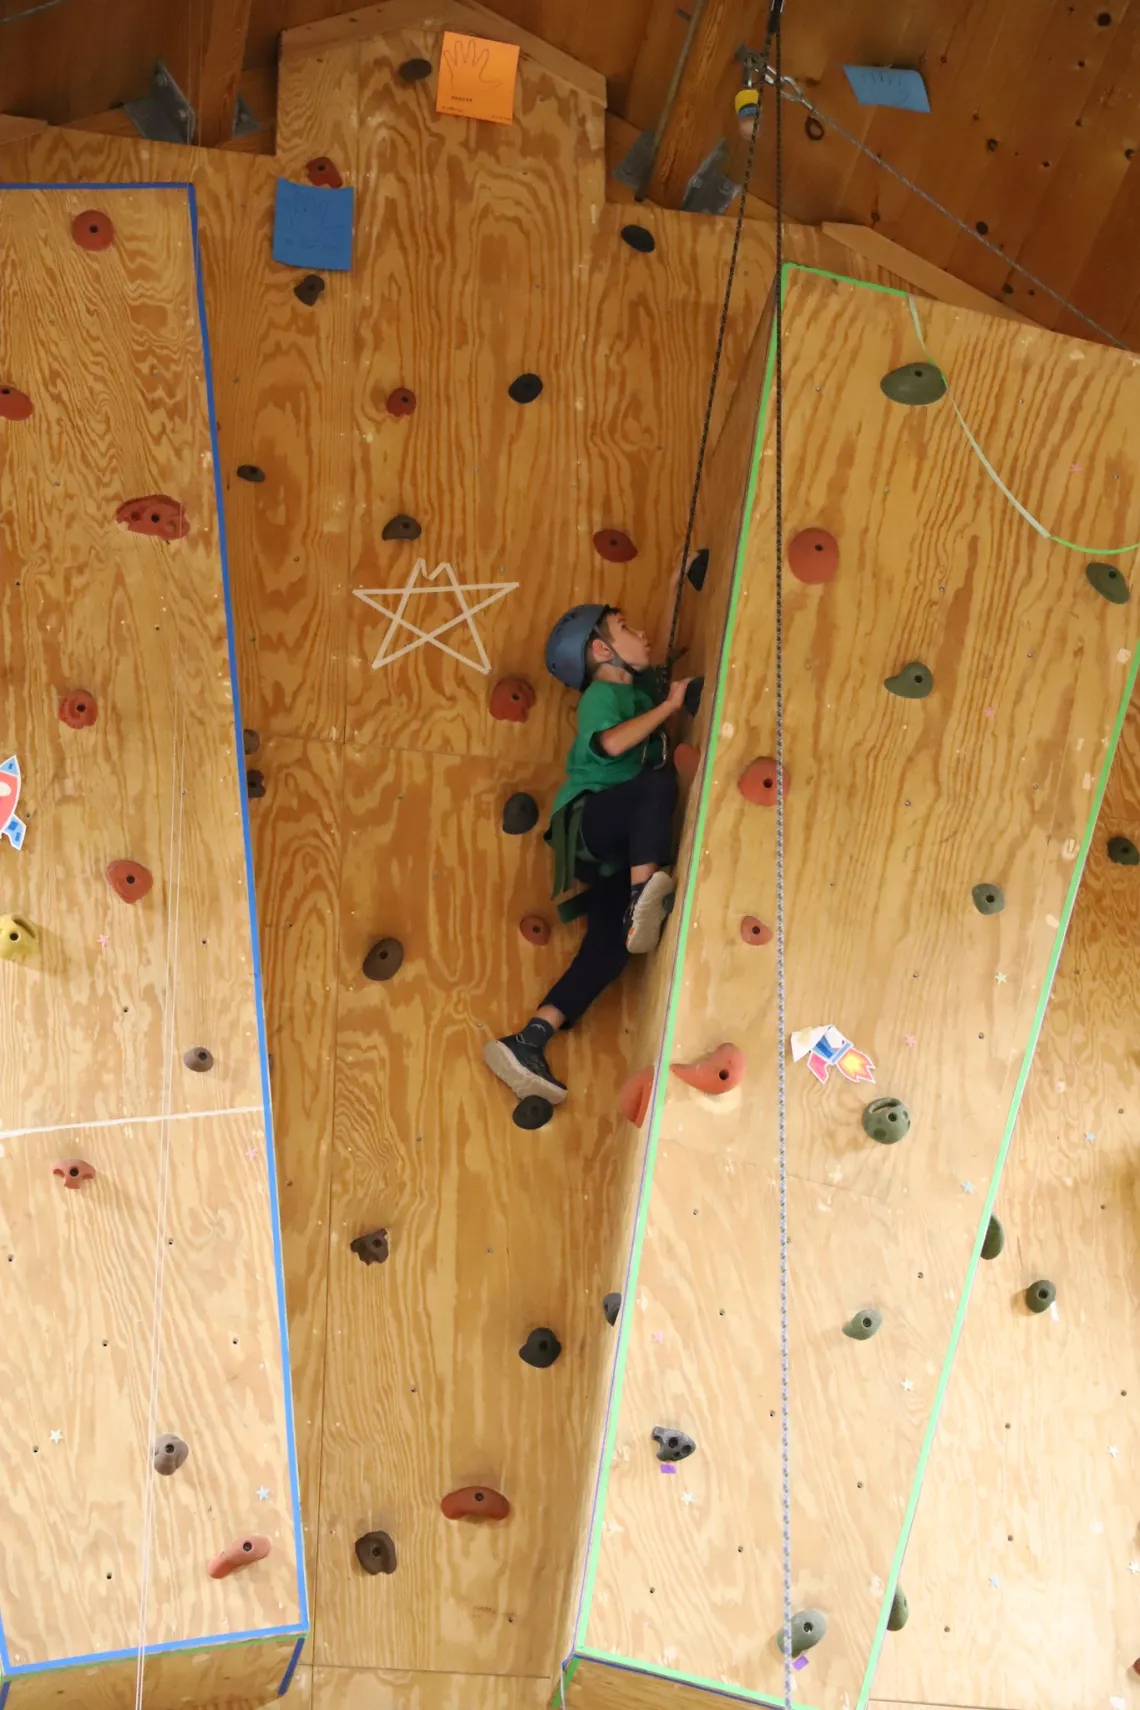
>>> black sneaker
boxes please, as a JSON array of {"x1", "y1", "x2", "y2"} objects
[
  {"x1": 624, "y1": 871, "x2": 675, "y2": 953},
  {"x1": 483, "y1": 1032, "x2": 568, "y2": 1105}
]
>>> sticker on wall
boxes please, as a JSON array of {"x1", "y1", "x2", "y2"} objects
[
  {"x1": 436, "y1": 30, "x2": 520, "y2": 125},
  {"x1": 790, "y1": 1023, "x2": 875, "y2": 1086},
  {"x1": 0, "y1": 757, "x2": 26, "y2": 850},
  {"x1": 354, "y1": 558, "x2": 518, "y2": 673}
]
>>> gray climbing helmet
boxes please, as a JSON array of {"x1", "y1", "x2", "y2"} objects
[{"x1": 545, "y1": 604, "x2": 610, "y2": 691}]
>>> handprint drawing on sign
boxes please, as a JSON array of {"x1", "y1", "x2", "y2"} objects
[
  {"x1": 436, "y1": 30, "x2": 519, "y2": 124},
  {"x1": 441, "y1": 35, "x2": 500, "y2": 109}
]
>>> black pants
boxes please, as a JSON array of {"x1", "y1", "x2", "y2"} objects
[{"x1": 541, "y1": 766, "x2": 677, "y2": 1026}]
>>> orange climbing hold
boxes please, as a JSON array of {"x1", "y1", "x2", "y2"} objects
[
  {"x1": 53, "y1": 1159, "x2": 96, "y2": 1190},
  {"x1": 519, "y1": 913, "x2": 550, "y2": 946},
  {"x1": 672, "y1": 1043, "x2": 745, "y2": 1095},
  {"x1": 0, "y1": 384, "x2": 33, "y2": 422},
  {"x1": 490, "y1": 677, "x2": 536, "y2": 722},
  {"x1": 618, "y1": 1065, "x2": 654, "y2": 1127},
  {"x1": 106, "y1": 859, "x2": 153, "y2": 904},
  {"x1": 674, "y1": 742, "x2": 699, "y2": 784},
  {"x1": 115, "y1": 496, "x2": 189, "y2": 541},
  {"x1": 440, "y1": 1486, "x2": 510, "y2": 1521},
  {"x1": 788, "y1": 527, "x2": 838, "y2": 585},
  {"x1": 593, "y1": 528, "x2": 637, "y2": 563},
  {"x1": 740, "y1": 915, "x2": 772, "y2": 946},
  {"x1": 72, "y1": 209, "x2": 114, "y2": 251},
  {"x1": 207, "y1": 1535, "x2": 271, "y2": 1579},
  {"x1": 305, "y1": 157, "x2": 344, "y2": 187},
  {"x1": 738, "y1": 758, "x2": 787, "y2": 806},
  {"x1": 59, "y1": 690, "x2": 97, "y2": 729}
]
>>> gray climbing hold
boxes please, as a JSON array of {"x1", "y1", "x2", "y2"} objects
[
  {"x1": 519, "y1": 1327, "x2": 562, "y2": 1368},
  {"x1": 843, "y1": 1307, "x2": 882, "y2": 1341},
  {"x1": 887, "y1": 1587, "x2": 909, "y2": 1630},
  {"x1": 236, "y1": 464, "x2": 265, "y2": 483},
  {"x1": 351, "y1": 1229, "x2": 389, "y2": 1265},
  {"x1": 972, "y1": 882, "x2": 1005, "y2": 915},
  {"x1": 1026, "y1": 1279, "x2": 1056, "y2": 1313},
  {"x1": 981, "y1": 1215, "x2": 1005, "y2": 1260},
  {"x1": 1086, "y1": 561, "x2": 1130, "y2": 604},
  {"x1": 603, "y1": 1292, "x2": 621, "y2": 1326},
  {"x1": 398, "y1": 57, "x2": 432, "y2": 82},
  {"x1": 502, "y1": 792, "x2": 539, "y2": 835},
  {"x1": 382, "y1": 514, "x2": 421, "y2": 541},
  {"x1": 621, "y1": 224, "x2": 655, "y2": 253},
  {"x1": 881, "y1": 362, "x2": 946, "y2": 406},
  {"x1": 862, "y1": 1096, "x2": 910, "y2": 1144},
  {"x1": 354, "y1": 1530, "x2": 397, "y2": 1574},
  {"x1": 182, "y1": 1046, "x2": 214, "y2": 1073},
  {"x1": 153, "y1": 1434, "x2": 189, "y2": 1476},
  {"x1": 294, "y1": 273, "x2": 325, "y2": 306},
  {"x1": 652, "y1": 1426, "x2": 695, "y2": 1463},
  {"x1": 513, "y1": 1095, "x2": 552, "y2": 1130},
  {"x1": 363, "y1": 938, "x2": 404, "y2": 981},
  {"x1": 686, "y1": 549, "x2": 709, "y2": 591},
  {"x1": 1108, "y1": 835, "x2": 1139, "y2": 865},
  {"x1": 884, "y1": 661, "x2": 933, "y2": 699},
  {"x1": 777, "y1": 1608, "x2": 827, "y2": 1657},
  {"x1": 508, "y1": 373, "x2": 543, "y2": 404},
  {"x1": 683, "y1": 676, "x2": 704, "y2": 717}
]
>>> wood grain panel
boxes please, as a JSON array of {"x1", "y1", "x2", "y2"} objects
[
  {"x1": 312, "y1": 1666, "x2": 553, "y2": 1710},
  {"x1": 579, "y1": 269, "x2": 1140, "y2": 1706},
  {"x1": 5, "y1": 1638, "x2": 300, "y2": 1710}
]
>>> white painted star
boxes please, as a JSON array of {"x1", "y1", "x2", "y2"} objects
[
  {"x1": 989, "y1": 1575, "x2": 1000, "y2": 1588},
  {"x1": 680, "y1": 1491, "x2": 694, "y2": 1505},
  {"x1": 1108, "y1": 1445, "x2": 1120, "y2": 1458},
  {"x1": 256, "y1": 1485, "x2": 271, "y2": 1500},
  {"x1": 994, "y1": 971, "x2": 1007, "y2": 983},
  {"x1": 902, "y1": 1379, "x2": 914, "y2": 1392},
  {"x1": 354, "y1": 558, "x2": 517, "y2": 674},
  {"x1": 1085, "y1": 1132, "x2": 1097, "y2": 1143},
  {"x1": 1128, "y1": 1560, "x2": 1140, "y2": 1574},
  {"x1": 49, "y1": 1430, "x2": 62, "y2": 1444},
  {"x1": 962, "y1": 1181, "x2": 975, "y2": 1194}
]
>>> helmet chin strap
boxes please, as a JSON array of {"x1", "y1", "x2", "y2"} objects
[{"x1": 591, "y1": 628, "x2": 640, "y2": 681}]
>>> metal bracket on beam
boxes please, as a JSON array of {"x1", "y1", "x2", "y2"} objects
[
  {"x1": 681, "y1": 139, "x2": 742, "y2": 215},
  {"x1": 232, "y1": 93, "x2": 261, "y2": 139},
  {"x1": 124, "y1": 60, "x2": 195, "y2": 145},
  {"x1": 611, "y1": 129, "x2": 656, "y2": 195}
]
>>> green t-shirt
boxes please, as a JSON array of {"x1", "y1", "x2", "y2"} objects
[{"x1": 553, "y1": 678, "x2": 665, "y2": 814}]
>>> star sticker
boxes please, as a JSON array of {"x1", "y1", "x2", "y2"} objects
[
  {"x1": 354, "y1": 558, "x2": 517, "y2": 674},
  {"x1": 994, "y1": 971, "x2": 1007, "y2": 984},
  {"x1": 49, "y1": 1430, "x2": 62, "y2": 1444},
  {"x1": 653, "y1": 1331, "x2": 664, "y2": 1343},
  {"x1": 983, "y1": 706, "x2": 994, "y2": 718},
  {"x1": 1129, "y1": 1561, "x2": 1140, "y2": 1574},
  {"x1": 1085, "y1": 1132, "x2": 1097, "y2": 1143},
  {"x1": 97, "y1": 934, "x2": 110, "y2": 947},
  {"x1": 989, "y1": 1575, "x2": 1000, "y2": 1588},
  {"x1": 1108, "y1": 1445, "x2": 1120, "y2": 1458},
  {"x1": 902, "y1": 1379, "x2": 914, "y2": 1392},
  {"x1": 256, "y1": 1485, "x2": 271, "y2": 1500},
  {"x1": 962, "y1": 1181, "x2": 975, "y2": 1193},
  {"x1": 903, "y1": 1034, "x2": 917, "y2": 1047},
  {"x1": 680, "y1": 1491, "x2": 694, "y2": 1505}
]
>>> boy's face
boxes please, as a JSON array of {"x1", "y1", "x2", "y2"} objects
[{"x1": 600, "y1": 609, "x2": 651, "y2": 671}]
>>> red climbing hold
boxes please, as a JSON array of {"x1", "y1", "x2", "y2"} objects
[
  {"x1": 0, "y1": 385, "x2": 33, "y2": 422},
  {"x1": 59, "y1": 690, "x2": 98, "y2": 729},
  {"x1": 618, "y1": 1066, "x2": 654, "y2": 1127},
  {"x1": 115, "y1": 496, "x2": 189, "y2": 541},
  {"x1": 519, "y1": 914, "x2": 550, "y2": 946},
  {"x1": 440, "y1": 1486, "x2": 510, "y2": 1521},
  {"x1": 385, "y1": 387, "x2": 417, "y2": 418},
  {"x1": 305, "y1": 157, "x2": 344, "y2": 187},
  {"x1": 53, "y1": 1159, "x2": 96, "y2": 1189},
  {"x1": 672, "y1": 1043, "x2": 745, "y2": 1095},
  {"x1": 106, "y1": 860, "x2": 153, "y2": 904},
  {"x1": 788, "y1": 528, "x2": 838, "y2": 585},
  {"x1": 738, "y1": 758, "x2": 788, "y2": 806},
  {"x1": 674, "y1": 742, "x2": 699, "y2": 784},
  {"x1": 207, "y1": 1535, "x2": 271, "y2": 1579},
  {"x1": 740, "y1": 916, "x2": 772, "y2": 946},
  {"x1": 593, "y1": 529, "x2": 637, "y2": 563},
  {"x1": 490, "y1": 678, "x2": 536, "y2": 723},
  {"x1": 72, "y1": 209, "x2": 114, "y2": 251}
]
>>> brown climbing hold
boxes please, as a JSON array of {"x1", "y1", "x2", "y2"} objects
[
  {"x1": 305, "y1": 157, "x2": 344, "y2": 187},
  {"x1": 440, "y1": 1486, "x2": 510, "y2": 1521},
  {"x1": 0, "y1": 385, "x2": 33, "y2": 422},
  {"x1": 490, "y1": 678, "x2": 536, "y2": 723},
  {"x1": 618, "y1": 1066, "x2": 654, "y2": 1127},
  {"x1": 386, "y1": 388, "x2": 417, "y2": 418},
  {"x1": 674, "y1": 742, "x2": 699, "y2": 784},
  {"x1": 740, "y1": 916, "x2": 772, "y2": 946},
  {"x1": 355, "y1": 1530, "x2": 397, "y2": 1574},
  {"x1": 107, "y1": 860, "x2": 153, "y2": 904},
  {"x1": 59, "y1": 690, "x2": 97, "y2": 729},
  {"x1": 382, "y1": 514, "x2": 421, "y2": 541},
  {"x1": 53, "y1": 1159, "x2": 96, "y2": 1189},
  {"x1": 519, "y1": 913, "x2": 550, "y2": 946},
  {"x1": 738, "y1": 758, "x2": 788, "y2": 806},
  {"x1": 183, "y1": 1047, "x2": 214, "y2": 1073},
  {"x1": 788, "y1": 528, "x2": 838, "y2": 585},
  {"x1": 363, "y1": 938, "x2": 404, "y2": 981},
  {"x1": 246, "y1": 769, "x2": 266, "y2": 799},
  {"x1": 207, "y1": 1535, "x2": 271, "y2": 1579},
  {"x1": 294, "y1": 274, "x2": 326, "y2": 306},
  {"x1": 672, "y1": 1043, "x2": 745, "y2": 1095},
  {"x1": 351, "y1": 1229, "x2": 389, "y2": 1265},
  {"x1": 115, "y1": 496, "x2": 189, "y2": 541},
  {"x1": 72, "y1": 209, "x2": 114, "y2": 251},
  {"x1": 593, "y1": 529, "x2": 637, "y2": 563}
]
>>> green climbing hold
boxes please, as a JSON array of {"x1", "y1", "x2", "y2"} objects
[
  {"x1": 1026, "y1": 1279, "x2": 1056, "y2": 1313},
  {"x1": 1108, "y1": 835, "x2": 1140, "y2": 866},
  {"x1": 1086, "y1": 561, "x2": 1130, "y2": 605},
  {"x1": 972, "y1": 882, "x2": 1004, "y2": 915},
  {"x1": 981, "y1": 1215, "x2": 1005, "y2": 1260},
  {"x1": 884, "y1": 661, "x2": 934, "y2": 699},
  {"x1": 862, "y1": 1096, "x2": 910, "y2": 1144},
  {"x1": 880, "y1": 362, "x2": 947, "y2": 406},
  {"x1": 887, "y1": 1587, "x2": 909, "y2": 1631},
  {"x1": 843, "y1": 1307, "x2": 882, "y2": 1341},
  {"x1": 777, "y1": 1609, "x2": 827, "y2": 1658}
]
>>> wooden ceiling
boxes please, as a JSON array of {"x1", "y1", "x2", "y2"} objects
[{"x1": 3, "y1": 0, "x2": 1140, "y2": 345}]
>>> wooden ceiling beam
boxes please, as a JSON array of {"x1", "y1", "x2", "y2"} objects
[{"x1": 169, "y1": 0, "x2": 255, "y2": 147}]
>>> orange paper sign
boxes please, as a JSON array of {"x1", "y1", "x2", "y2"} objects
[{"x1": 436, "y1": 30, "x2": 519, "y2": 126}]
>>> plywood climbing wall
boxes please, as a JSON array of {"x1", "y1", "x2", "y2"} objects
[
  {"x1": 0, "y1": 185, "x2": 304, "y2": 1707},
  {"x1": 568, "y1": 267, "x2": 1140, "y2": 1710}
]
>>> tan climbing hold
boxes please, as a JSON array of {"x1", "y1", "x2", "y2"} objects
[
  {"x1": 207, "y1": 1535, "x2": 271, "y2": 1579},
  {"x1": 53, "y1": 1159, "x2": 96, "y2": 1189},
  {"x1": 672, "y1": 1043, "x2": 745, "y2": 1095},
  {"x1": 788, "y1": 528, "x2": 838, "y2": 584},
  {"x1": 740, "y1": 915, "x2": 772, "y2": 946},
  {"x1": 738, "y1": 758, "x2": 787, "y2": 806},
  {"x1": 674, "y1": 742, "x2": 699, "y2": 784},
  {"x1": 0, "y1": 914, "x2": 40, "y2": 962},
  {"x1": 519, "y1": 913, "x2": 550, "y2": 946},
  {"x1": 618, "y1": 1066, "x2": 654, "y2": 1127}
]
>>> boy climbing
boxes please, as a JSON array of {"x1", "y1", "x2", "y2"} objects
[{"x1": 483, "y1": 604, "x2": 690, "y2": 1107}]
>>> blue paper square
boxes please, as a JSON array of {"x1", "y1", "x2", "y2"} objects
[
  {"x1": 272, "y1": 178, "x2": 355, "y2": 272},
  {"x1": 843, "y1": 65, "x2": 930, "y2": 113}
]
